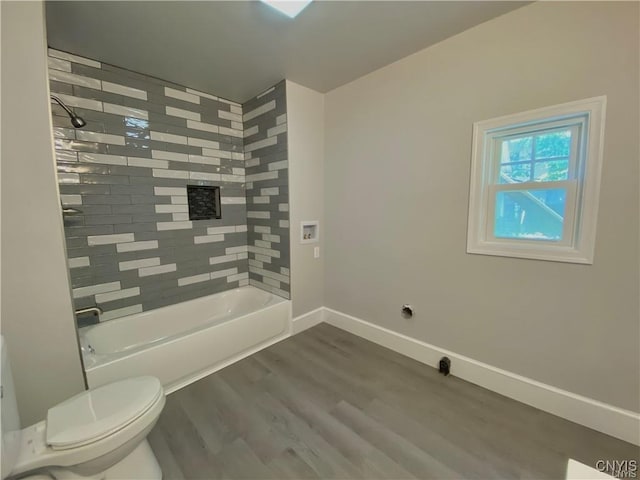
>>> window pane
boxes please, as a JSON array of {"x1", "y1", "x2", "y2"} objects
[
  {"x1": 499, "y1": 163, "x2": 531, "y2": 184},
  {"x1": 533, "y1": 159, "x2": 569, "y2": 182},
  {"x1": 494, "y1": 188, "x2": 567, "y2": 241},
  {"x1": 501, "y1": 137, "x2": 532, "y2": 163},
  {"x1": 534, "y1": 130, "x2": 571, "y2": 159}
]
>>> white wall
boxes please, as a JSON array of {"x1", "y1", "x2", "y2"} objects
[
  {"x1": 324, "y1": 1, "x2": 639, "y2": 412},
  {"x1": 286, "y1": 81, "x2": 325, "y2": 318},
  {"x1": 1, "y1": 1, "x2": 86, "y2": 425}
]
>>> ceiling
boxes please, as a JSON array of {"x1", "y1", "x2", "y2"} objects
[{"x1": 45, "y1": 1, "x2": 527, "y2": 103}]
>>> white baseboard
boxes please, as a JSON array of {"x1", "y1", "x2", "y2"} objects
[
  {"x1": 323, "y1": 307, "x2": 640, "y2": 446},
  {"x1": 291, "y1": 307, "x2": 325, "y2": 334}
]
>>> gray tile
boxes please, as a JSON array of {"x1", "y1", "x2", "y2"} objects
[
  {"x1": 80, "y1": 174, "x2": 130, "y2": 185},
  {"x1": 84, "y1": 215, "x2": 132, "y2": 225}
]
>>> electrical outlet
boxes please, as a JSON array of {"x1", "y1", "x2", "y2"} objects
[{"x1": 314, "y1": 246, "x2": 320, "y2": 258}]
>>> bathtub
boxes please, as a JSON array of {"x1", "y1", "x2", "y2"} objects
[{"x1": 79, "y1": 286, "x2": 291, "y2": 393}]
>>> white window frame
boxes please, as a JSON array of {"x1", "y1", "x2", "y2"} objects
[{"x1": 467, "y1": 96, "x2": 606, "y2": 264}]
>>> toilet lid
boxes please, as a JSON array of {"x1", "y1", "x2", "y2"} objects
[{"x1": 46, "y1": 376, "x2": 162, "y2": 450}]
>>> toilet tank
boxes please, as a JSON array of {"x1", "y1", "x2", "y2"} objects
[{"x1": 1, "y1": 336, "x2": 22, "y2": 479}]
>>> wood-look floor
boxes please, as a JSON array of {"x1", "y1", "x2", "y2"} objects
[{"x1": 147, "y1": 323, "x2": 638, "y2": 479}]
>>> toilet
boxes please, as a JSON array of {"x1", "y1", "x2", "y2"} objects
[{"x1": 1, "y1": 336, "x2": 165, "y2": 480}]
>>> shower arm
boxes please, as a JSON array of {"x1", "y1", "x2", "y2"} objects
[{"x1": 50, "y1": 95, "x2": 75, "y2": 117}]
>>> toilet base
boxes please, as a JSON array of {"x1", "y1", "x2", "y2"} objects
[{"x1": 49, "y1": 440, "x2": 161, "y2": 480}]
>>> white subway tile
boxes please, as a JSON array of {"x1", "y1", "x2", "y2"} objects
[
  {"x1": 76, "y1": 131, "x2": 125, "y2": 146},
  {"x1": 237, "y1": 252, "x2": 248, "y2": 260},
  {"x1": 221, "y1": 196, "x2": 246, "y2": 204},
  {"x1": 255, "y1": 240, "x2": 272, "y2": 249},
  {"x1": 188, "y1": 155, "x2": 220, "y2": 166},
  {"x1": 209, "y1": 254, "x2": 237, "y2": 265},
  {"x1": 172, "y1": 213, "x2": 190, "y2": 221},
  {"x1": 247, "y1": 211, "x2": 270, "y2": 219},
  {"x1": 61, "y1": 194, "x2": 82, "y2": 205},
  {"x1": 178, "y1": 273, "x2": 210, "y2": 287},
  {"x1": 48, "y1": 69, "x2": 101, "y2": 89},
  {"x1": 255, "y1": 254, "x2": 272, "y2": 263},
  {"x1": 279, "y1": 203, "x2": 289, "y2": 212},
  {"x1": 87, "y1": 233, "x2": 135, "y2": 246},
  {"x1": 267, "y1": 123, "x2": 287, "y2": 137},
  {"x1": 254, "y1": 226, "x2": 271, "y2": 234},
  {"x1": 155, "y1": 204, "x2": 188, "y2": 213},
  {"x1": 102, "y1": 81, "x2": 147, "y2": 100},
  {"x1": 280, "y1": 267, "x2": 290, "y2": 276},
  {"x1": 153, "y1": 168, "x2": 189, "y2": 179},
  {"x1": 230, "y1": 105, "x2": 242, "y2": 115},
  {"x1": 189, "y1": 171, "x2": 220, "y2": 181},
  {"x1": 187, "y1": 137, "x2": 219, "y2": 149},
  {"x1": 138, "y1": 263, "x2": 176, "y2": 277},
  {"x1": 104, "y1": 103, "x2": 149, "y2": 120},
  {"x1": 95, "y1": 287, "x2": 141, "y2": 303},
  {"x1": 276, "y1": 114, "x2": 287, "y2": 125},
  {"x1": 127, "y1": 157, "x2": 168, "y2": 169},
  {"x1": 156, "y1": 221, "x2": 192, "y2": 231},
  {"x1": 220, "y1": 174, "x2": 244, "y2": 183},
  {"x1": 263, "y1": 234, "x2": 281, "y2": 243},
  {"x1": 194, "y1": 234, "x2": 224, "y2": 244},
  {"x1": 210, "y1": 268, "x2": 238, "y2": 280},
  {"x1": 119, "y1": 258, "x2": 160, "y2": 271},
  {"x1": 226, "y1": 245, "x2": 248, "y2": 254},
  {"x1": 218, "y1": 97, "x2": 241, "y2": 107},
  {"x1": 243, "y1": 100, "x2": 276, "y2": 122},
  {"x1": 252, "y1": 196, "x2": 269, "y2": 204},
  {"x1": 154, "y1": 187, "x2": 186, "y2": 196},
  {"x1": 235, "y1": 225, "x2": 248, "y2": 233},
  {"x1": 219, "y1": 126, "x2": 243, "y2": 138},
  {"x1": 245, "y1": 136, "x2": 277, "y2": 153},
  {"x1": 232, "y1": 168, "x2": 245, "y2": 175},
  {"x1": 68, "y1": 256, "x2": 90, "y2": 269},
  {"x1": 152, "y1": 150, "x2": 189, "y2": 162},
  {"x1": 186, "y1": 120, "x2": 219, "y2": 133},
  {"x1": 268, "y1": 160, "x2": 288, "y2": 171},
  {"x1": 207, "y1": 226, "x2": 236, "y2": 234},
  {"x1": 116, "y1": 240, "x2": 159, "y2": 253},
  {"x1": 57, "y1": 173, "x2": 80, "y2": 184},
  {"x1": 248, "y1": 245, "x2": 280, "y2": 258},
  {"x1": 232, "y1": 152, "x2": 244, "y2": 161},
  {"x1": 79, "y1": 152, "x2": 127, "y2": 166},
  {"x1": 279, "y1": 220, "x2": 289, "y2": 228},
  {"x1": 245, "y1": 158, "x2": 260, "y2": 168},
  {"x1": 48, "y1": 48, "x2": 101, "y2": 68},
  {"x1": 249, "y1": 266, "x2": 289, "y2": 284},
  {"x1": 257, "y1": 86, "x2": 275, "y2": 99},
  {"x1": 246, "y1": 171, "x2": 278, "y2": 182},
  {"x1": 164, "y1": 87, "x2": 200, "y2": 104},
  {"x1": 231, "y1": 121, "x2": 243, "y2": 130},
  {"x1": 48, "y1": 57, "x2": 71, "y2": 72},
  {"x1": 202, "y1": 148, "x2": 233, "y2": 159},
  {"x1": 150, "y1": 131, "x2": 188, "y2": 145},
  {"x1": 185, "y1": 88, "x2": 218, "y2": 101},
  {"x1": 248, "y1": 259, "x2": 264, "y2": 269},
  {"x1": 53, "y1": 94, "x2": 102, "y2": 112},
  {"x1": 166, "y1": 106, "x2": 200, "y2": 121},
  {"x1": 72, "y1": 281, "x2": 121, "y2": 299},
  {"x1": 100, "y1": 304, "x2": 143, "y2": 321},
  {"x1": 243, "y1": 125, "x2": 259, "y2": 138},
  {"x1": 171, "y1": 196, "x2": 188, "y2": 204},
  {"x1": 218, "y1": 110, "x2": 242, "y2": 122}
]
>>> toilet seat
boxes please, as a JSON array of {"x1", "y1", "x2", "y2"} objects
[{"x1": 47, "y1": 376, "x2": 162, "y2": 450}]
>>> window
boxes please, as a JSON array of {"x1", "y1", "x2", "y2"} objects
[{"x1": 467, "y1": 97, "x2": 606, "y2": 264}]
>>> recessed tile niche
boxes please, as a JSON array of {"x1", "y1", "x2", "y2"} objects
[{"x1": 187, "y1": 185, "x2": 221, "y2": 220}]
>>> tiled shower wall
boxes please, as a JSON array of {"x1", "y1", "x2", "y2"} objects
[
  {"x1": 47, "y1": 48, "x2": 272, "y2": 324},
  {"x1": 243, "y1": 82, "x2": 290, "y2": 298}
]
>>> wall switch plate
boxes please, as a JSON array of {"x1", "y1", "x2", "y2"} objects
[{"x1": 314, "y1": 246, "x2": 320, "y2": 258}]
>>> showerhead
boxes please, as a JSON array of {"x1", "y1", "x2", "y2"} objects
[{"x1": 50, "y1": 95, "x2": 86, "y2": 129}]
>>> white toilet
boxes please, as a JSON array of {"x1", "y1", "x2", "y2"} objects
[{"x1": 1, "y1": 336, "x2": 166, "y2": 480}]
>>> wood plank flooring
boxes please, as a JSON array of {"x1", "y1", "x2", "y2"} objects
[{"x1": 147, "y1": 323, "x2": 639, "y2": 479}]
